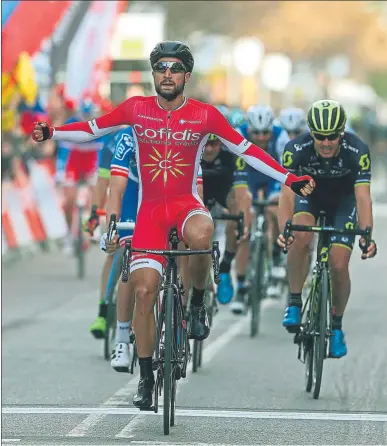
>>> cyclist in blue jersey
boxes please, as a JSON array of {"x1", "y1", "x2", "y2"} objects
[
  {"x1": 238, "y1": 105, "x2": 290, "y2": 297},
  {"x1": 87, "y1": 130, "x2": 122, "y2": 340},
  {"x1": 88, "y1": 126, "x2": 139, "y2": 371}
]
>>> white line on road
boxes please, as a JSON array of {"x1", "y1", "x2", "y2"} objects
[
  {"x1": 65, "y1": 375, "x2": 138, "y2": 437},
  {"x1": 64, "y1": 307, "x2": 248, "y2": 438},
  {"x1": 115, "y1": 313, "x2": 248, "y2": 438},
  {"x1": 3, "y1": 406, "x2": 387, "y2": 422}
]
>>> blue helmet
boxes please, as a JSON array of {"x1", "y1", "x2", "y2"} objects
[
  {"x1": 79, "y1": 98, "x2": 97, "y2": 116},
  {"x1": 228, "y1": 107, "x2": 245, "y2": 128}
]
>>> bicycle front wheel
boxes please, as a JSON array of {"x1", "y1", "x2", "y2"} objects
[
  {"x1": 163, "y1": 286, "x2": 174, "y2": 435},
  {"x1": 104, "y1": 252, "x2": 122, "y2": 360},
  {"x1": 192, "y1": 339, "x2": 200, "y2": 373},
  {"x1": 250, "y1": 238, "x2": 266, "y2": 337},
  {"x1": 312, "y1": 266, "x2": 329, "y2": 399}
]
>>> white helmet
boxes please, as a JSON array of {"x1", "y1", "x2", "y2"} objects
[
  {"x1": 246, "y1": 105, "x2": 275, "y2": 132},
  {"x1": 279, "y1": 107, "x2": 307, "y2": 133}
]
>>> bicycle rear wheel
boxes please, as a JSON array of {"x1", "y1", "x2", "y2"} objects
[
  {"x1": 250, "y1": 237, "x2": 266, "y2": 337},
  {"x1": 163, "y1": 286, "x2": 174, "y2": 435},
  {"x1": 76, "y1": 206, "x2": 86, "y2": 279},
  {"x1": 192, "y1": 340, "x2": 200, "y2": 372},
  {"x1": 312, "y1": 267, "x2": 329, "y2": 399}
]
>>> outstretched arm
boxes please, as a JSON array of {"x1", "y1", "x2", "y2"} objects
[
  {"x1": 207, "y1": 105, "x2": 315, "y2": 197},
  {"x1": 33, "y1": 98, "x2": 136, "y2": 144}
]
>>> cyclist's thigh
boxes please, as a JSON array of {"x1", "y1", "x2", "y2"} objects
[
  {"x1": 118, "y1": 180, "x2": 139, "y2": 248},
  {"x1": 292, "y1": 197, "x2": 318, "y2": 245},
  {"x1": 175, "y1": 195, "x2": 213, "y2": 243},
  {"x1": 293, "y1": 195, "x2": 319, "y2": 223},
  {"x1": 330, "y1": 194, "x2": 356, "y2": 251},
  {"x1": 130, "y1": 202, "x2": 167, "y2": 276}
]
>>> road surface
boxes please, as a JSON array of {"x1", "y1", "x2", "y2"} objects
[{"x1": 2, "y1": 211, "x2": 387, "y2": 445}]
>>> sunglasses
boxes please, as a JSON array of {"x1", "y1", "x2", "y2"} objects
[
  {"x1": 313, "y1": 132, "x2": 340, "y2": 141},
  {"x1": 251, "y1": 130, "x2": 271, "y2": 136},
  {"x1": 152, "y1": 61, "x2": 187, "y2": 73}
]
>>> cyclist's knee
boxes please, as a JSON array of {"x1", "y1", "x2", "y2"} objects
[
  {"x1": 329, "y1": 248, "x2": 351, "y2": 275},
  {"x1": 184, "y1": 216, "x2": 213, "y2": 249},
  {"x1": 293, "y1": 232, "x2": 313, "y2": 250},
  {"x1": 134, "y1": 285, "x2": 157, "y2": 316}
]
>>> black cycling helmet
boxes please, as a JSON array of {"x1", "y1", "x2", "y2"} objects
[{"x1": 150, "y1": 41, "x2": 194, "y2": 73}]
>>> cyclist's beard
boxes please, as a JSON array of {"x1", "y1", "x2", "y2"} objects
[{"x1": 156, "y1": 81, "x2": 185, "y2": 101}]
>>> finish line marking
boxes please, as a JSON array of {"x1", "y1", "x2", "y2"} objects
[{"x1": 3, "y1": 406, "x2": 387, "y2": 422}]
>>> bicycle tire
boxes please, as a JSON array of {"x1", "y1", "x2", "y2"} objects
[
  {"x1": 130, "y1": 340, "x2": 138, "y2": 374},
  {"x1": 305, "y1": 340, "x2": 314, "y2": 392},
  {"x1": 170, "y1": 372, "x2": 177, "y2": 427},
  {"x1": 198, "y1": 339, "x2": 203, "y2": 367},
  {"x1": 170, "y1": 299, "x2": 180, "y2": 428},
  {"x1": 303, "y1": 294, "x2": 314, "y2": 393},
  {"x1": 192, "y1": 340, "x2": 200, "y2": 372},
  {"x1": 104, "y1": 292, "x2": 117, "y2": 361},
  {"x1": 163, "y1": 286, "x2": 174, "y2": 435},
  {"x1": 76, "y1": 206, "x2": 85, "y2": 280},
  {"x1": 312, "y1": 266, "x2": 329, "y2": 399},
  {"x1": 103, "y1": 253, "x2": 122, "y2": 361},
  {"x1": 250, "y1": 237, "x2": 265, "y2": 337}
]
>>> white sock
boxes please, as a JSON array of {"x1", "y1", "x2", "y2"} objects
[{"x1": 116, "y1": 320, "x2": 131, "y2": 344}]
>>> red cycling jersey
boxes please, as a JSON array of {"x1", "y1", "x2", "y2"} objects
[
  {"x1": 52, "y1": 96, "x2": 295, "y2": 203},
  {"x1": 50, "y1": 96, "x2": 305, "y2": 274}
]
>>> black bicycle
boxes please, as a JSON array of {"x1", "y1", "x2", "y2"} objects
[
  {"x1": 248, "y1": 200, "x2": 275, "y2": 337},
  {"x1": 282, "y1": 211, "x2": 371, "y2": 399},
  {"x1": 191, "y1": 202, "x2": 244, "y2": 373},
  {"x1": 121, "y1": 229, "x2": 220, "y2": 435}
]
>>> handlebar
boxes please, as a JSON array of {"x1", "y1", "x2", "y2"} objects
[
  {"x1": 107, "y1": 214, "x2": 135, "y2": 243},
  {"x1": 213, "y1": 212, "x2": 244, "y2": 241},
  {"x1": 252, "y1": 199, "x2": 278, "y2": 208},
  {"x1": 282, "y1": 220, "x2": 372, "y2": 256},
  {"x1": 121, "y1": 239, "x2": 221, "y2": 284}
]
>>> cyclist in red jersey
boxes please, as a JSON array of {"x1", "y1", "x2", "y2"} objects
[{"x1": 33, "y1": 41, "x2": 315, "y2": 410}]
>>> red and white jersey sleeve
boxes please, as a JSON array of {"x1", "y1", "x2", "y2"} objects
[
  {"x1": 52, "y1": 97, "x2": 139, "y2": 144},
  {"x1": 206, "y1": 105, "x2": 290, "y2": 184}
]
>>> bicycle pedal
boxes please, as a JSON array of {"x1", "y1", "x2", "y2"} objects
[
  {"x1": 286, "y1": 326, "x2": 301, "y2": 334},
  {"x1": 139, "y1": 405, "x2": 155, "y2": 412}
]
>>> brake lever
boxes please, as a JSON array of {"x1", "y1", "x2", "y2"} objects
[
  {"x1": 360, "y1": 226, "x2": 372, "y2": 259},
  {"x1": 107, "y1": 214, "x2": 117, "y2": 243},
  {"x1": 122, "y1": 239, "x2": 132, "y2": 283},
  {"x1": 236, "y1": 212, "x2": 244, "y2": 241},
  {"x1": 212, "y1": 241, "x2": 220, "y2": 284},
  {"x1": 282, "y1": 220, "x2": 292, "y2": 255}
]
